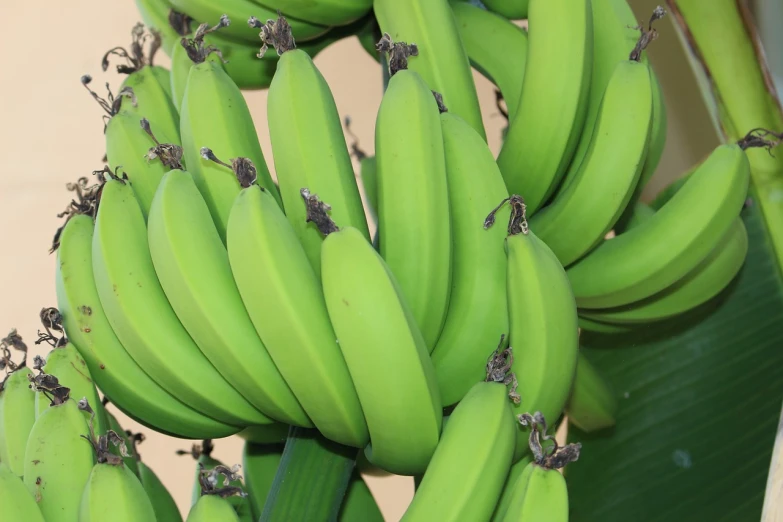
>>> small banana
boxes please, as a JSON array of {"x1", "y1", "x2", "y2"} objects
[
  {"x1": 252, "y1": 0, "x2": 372, "y2": 26},
  {"x1": 221, "y1": 155, "x2": 368, "y2": 446},
  {"x1": 264, "y1": 16, "x2": 370, "y2": 277},
  {"x1": 23, "y1": 386, "x2": 95, "y2": 522},
  {"x1": 431, "y1": 112, "x2": 509, "y2": 407},
  {"x1": 0, "y1": 463, "x2": 45, "y2": 522},
  {"x1": 92, "y1": 174, "x2": 268, "y2": 427},
  {"x1": 491, "y1": 456, "x2": 534, "y2": 522},
  {"x1": 451, "y1": 1, "x2": 528, "y2": 120},
  {"x1": 565, "y1": 353, "x2": 618, "y2": 433},
  {"x1": 528, "y1": 58, "x2": 654, "y2": 267},
  {"x1": 187, "y1": 494, "x2": 242, "y2": 522},
  {"x1": 185, "y1": 446, "x2": 252, "y2": 522},
  {"x1": 401, "y1": 370, "x2": 518, "y2": 522},
  {"x1": 486, "y1": 196, "x2": 579, "y2": 461},
  {"x1": 179, "y1": 17, "x2": 281, "y2": 243},
  {"x1": 147, "y1": 163, "x2": 309, "y2": 427},
  {"x1": 481, "y1": 0, "x2": 528, "y2": 20},
  {"x1": 0, "y1": 364, "x2": 36, "y2": 477},
  {"x1": 374, "y1": 1, "x2": 486, "y2": 140},
  {"x1": 318, "y1": 205, "x2": 442, "y2": 476},
  {"x1": 54, "y1": 205, "x2": 238, "y2": 439},
  {"x1": 495, "y1": 0, "x2": 592, "y2": 215},
  {"x1": 566, "y1": 134, "x2": 760, "y2": 309},
  {"x1": 374, "y1": 63, "x2": 452, "y2": 351}
]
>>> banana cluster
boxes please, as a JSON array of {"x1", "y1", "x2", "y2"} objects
[{"x1": 13, "y1": 0, "x2": 774, "y2": 519}]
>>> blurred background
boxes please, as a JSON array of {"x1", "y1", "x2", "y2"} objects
[{"x1": 0, "y1": 0, "x2": 779, "y2": 519}]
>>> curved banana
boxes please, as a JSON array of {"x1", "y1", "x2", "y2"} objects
[
  {"x1": 179, "y1": 21, "x2": 281, "y2": 243},
  {"x1": 565, "y1": 352, "x2": 618, "y2": 433},
  {"x1": 321, "y1": 224, "x2": 442, "y2": 476},
  {"x1": 451, "y1": 1, "x2": 528, "y2": 120},
  {"x1": 374, "y1": 0, "x2": 486, "y2": 140},
  {"x1": 23, "y1": 394, "x2": 95, "y2": 522},
  {"x1": 495, "y1": 203, "x2": 579, "y2": 460},
  {"x1": 528, "y1": 59, "x2": 654, "y2": 267},
  {"x1": 252, "y1": 0, "x2": 371, "y2": 26},
  {"x1": 0, "y1": 367, "x2": 36, "y2": 477},
  {"x1": 187, "y1": 495, "x2": 241, "y2": 522},
  {"x1": 55, "y1": 212, "x2": 239, "y2": 439},
  {"x1": 134, "y1": 0, "x2": 183, "y2": 54},
  {"x1": 266, "y1": 22, "x2": 370, "y2": 276},
  {"x1": 148, "y1": 167, "x2": 309, "y2": 427},
  {"x1": 499, "y1": 461, "x2": 569, "y2": 522},
  {"x1": 577, "y1": 316, "x2": 633, "y2": 335},
  {"x1": 580, "y1": 217, "x2": 749, "y2": 325},
  {"x1": 80, "y1": 460, "x2": 157, "y2": 522},
  {"x1": 0, "y1": 463, "x2": 45, "y2": 522},
  {"x1": 237, "y1": 424, "x2": 289, "y2": 445},
  {"x1": 34, "y1": 343, "x2": 109, "y2": 437},
  {"x1": 139, "y1": 461, "x2": 184, "y2": 522},
  {"x1": 495, "y1": 0, "x2": 592, "y2": 215},
  {"x1": 92, "y1": 176, "x2": 267, "y2": 427},
  {"x1": 431, "y1": 112, "x2": 509, "y2": 407},
  {"x1": 481, "y1": 0, "x2": 528, "y2": 20},
  {"x1": 566, "y1": 141, "x2": 752, "y2": 309},
  {"x1": 243, "y1": 442, "x2": 284, "y2": 520},
  {"x1": 491, "y1": 456, "x2": 533, "y2": 522},
  {"x1": 401, "y1": 380, "x2": 517, "y2": 521},
  {"x1": 168, "y1": 0, "x2": 329, "y2": 43},
  {"x1": 226, "y1": 176, "x2": 368, "y2": 446},
  {"x1": 170, "y1": 37, "x2": 193, "y2": 110},
  {"x1": 374, "y1": 68, "x2": 452, "y2": 351}
]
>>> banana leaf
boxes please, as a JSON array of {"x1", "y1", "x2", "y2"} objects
[{"x1": 567, "y1": 1, "x2": 783, "y2": 519}]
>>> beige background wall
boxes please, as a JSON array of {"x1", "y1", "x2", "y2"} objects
[{"x1": 0, "y1": 0, "x2": 723, "y2": 519}]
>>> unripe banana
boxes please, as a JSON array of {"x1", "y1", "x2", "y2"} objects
[
  {"x1": 34, "y1": 342, "x2": 109, "y2": 437},
  {"x1": 225, "y1": 168, "x2": 367, "y2": 445},
  {"x1": 55, "y1": 211, "x2": 238, "y2": 439},
  {"x1": 0, "y1": 462, "x2": 45, "y2": 522},
  {"x1": 374, "y1": 0, "x2": 486, "y2": 140},
  {"x1": 139, "y1": 460, "x2": 184, "y2": 522},
  {"x1": 401, "y1": 380, "x2": 517, "y2": 521},
  {"x1": 79, "y1": 461, "x2": 157, "y2": 522},
  {"x1": 320, "y1": 220, "x2": 442, "y2": 475},
  {"x1": 374, "y1": 67, "x2": 452, "y2": 351},
  {"x1": 566, "y1": 140, "x2": 753, "y2": 309},
  {"x1": 237, "y1": 424, "x2": 289, "y2": 445},
  {"x1": 0, "y1": 366, "x2": 36, "y2": 477},
  {"x1": 186, "y1": 446, "x2": 253, "y2": 522},
  {"x1": 499, "y1": 462, "x2": 569, "y2": 522},
  {"x1": 577, "y1": 316, "x2": 632, "y2": 335},
  {"x1": 179, "y1": 18, "x2": 281, "y2": 243},
  {"x1": 148, "y1": 166, "x2": 308, "y2": 427},
  {"x1": 481, "y1": 0, "x2": 528, "y2": 20},
  {"x1": 92, "y1": 176, "x2": 267, "y2": 427},
  {"x1": 187, "y1": 494, "x2": 241, "y2": 522},
  {"x1": 529, "y1": 59, "x2": 654, "y2": 267},
  {"x1": 23, "y1": 393, "x2": 95, "y2": 522},
  {"x1": 491, "y1": 456, "x2": 534, "y2": 522},
  {"x1": 565, "y1": 353, "x2": 618, "y2": 433},
  {"x1": 431, "y1": 112, "x2": 509, "y2": 407},
  {"x1": 451, "y1": 1, "x2": 528, "y2": 120},
  {"x1": 253, "y1": 0, "x2": 372, "y2": 26},
  {"x1": 266, "y1": 19, "x2": 370, "y2": 276},
  {"x1": 495, "y1": 0, "x2": 592, "y2": 214}
]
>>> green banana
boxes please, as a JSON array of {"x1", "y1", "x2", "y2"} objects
[
  {"x1": 495, "y1": 0, "x2": 592, "y2": 215},
  {"x1": 529, "y1": 58, "x2": 654, "y2": 267},
  {"x1": 237, "y1": 424, "x2": 289, "y2": 445},
  {"x1": 104, "y1": 410, "x2": 140, "y2": 477},
  {"x1": 224, "y1": 163, "x2": 368, "y2": 445},
  {"x1": 566, "y1": 140, "x2": 753, "y2": 309},
  {"x1": 374, "y1": 67, "x2": 452, "y2": 351},
  {"x1": 252, "y1": 0, "x2": 371, "y2": 26},
  {"x1": 499, "y1": 462, "x2": 569, "y2": 522},
  {"x1": 359, "y1": 155, "x2": 377, "y2": 217},
  {"x1": 0, "y1": 462, "x2": 45, "y2": 522},
  {"x1": 401, "y1": 380, "x2": 517, "y2": 521},
  {"x1": 80, "y1": 458, "x2": 157, "y2": 522},
  {"x1": 186, "y1": 442, "x2": 253, "y2": 522},
  {"x1": 491, "y1": 456, "x2": 534, "y2": 522},
  {"x1": 431, "y1": 112, "x2": 509, "y2": 407},
  {"x1": 243, "y1": 442, "x2": 284, "y2": 520},
  {"x1": 169, "y1": 0, "x2": 330, "y2": 43},
  {"x1": 374, "y1": 0, "x2": 486, "y2": 140},
  {"x1": 139, "y1": 461, "x2": 184, "y2": 522},
  {"x1": 488, "y1": 198, "x2": 579, "y2": 461},
  {"x1": 320, "y1": 221, "x2": 442, "y2": 475},
  {"x1": 170, "y1": 35, "x2": 193, "y2": 110},
  {"x1": 265, "y1": 19, "x2": 370, "y2": 277},
  {"x1": 179, "y1": 18, "x2": 281, "y2": 243},
  {"x1": 55, "y1": 210, "x2": 238, "y2": 439},
  {"x1": 0, "y1": 366, "x2": 36, "y2": 477},
  {"x1": 187, "y1": 494, "x2": 241, "y2": 522},
  {"x1": 481, "y1": 0, "x2": 528, "y2": 20},
  {"x1": 134, "y1": 0, "x2": 183, "y2": 54},
  {"x1": 451, "y1": 1, "x2": 528, "y2": 120},
  {"x1": 23, "y1": 390, "x2": 95, "y2": 522},
  {"x1": 92, "y1": 175, "x2": 266, "y2": 427},
  {"x1": 34, "y1": 341, "x2": 109, "y2": 438},
  {"x1": 148, "y1": 166, "x2": 309, "y2": 427},
  {"x1": 577, "y1": 316, "x2": 633, "y2": 335},
  {"x1": 565, "y1": 352, "x2": 618, "y2": 433},
  {"x1": 580, "y1": 217, "x2": 749, "y2": 325}
]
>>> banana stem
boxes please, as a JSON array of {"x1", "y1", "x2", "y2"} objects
[
  {"x1": 259, "y1": 426, "x2": 358, "y2": 522},
  {"x1": 667, "y1": 0, "x2": 783, "y2": 274}
]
